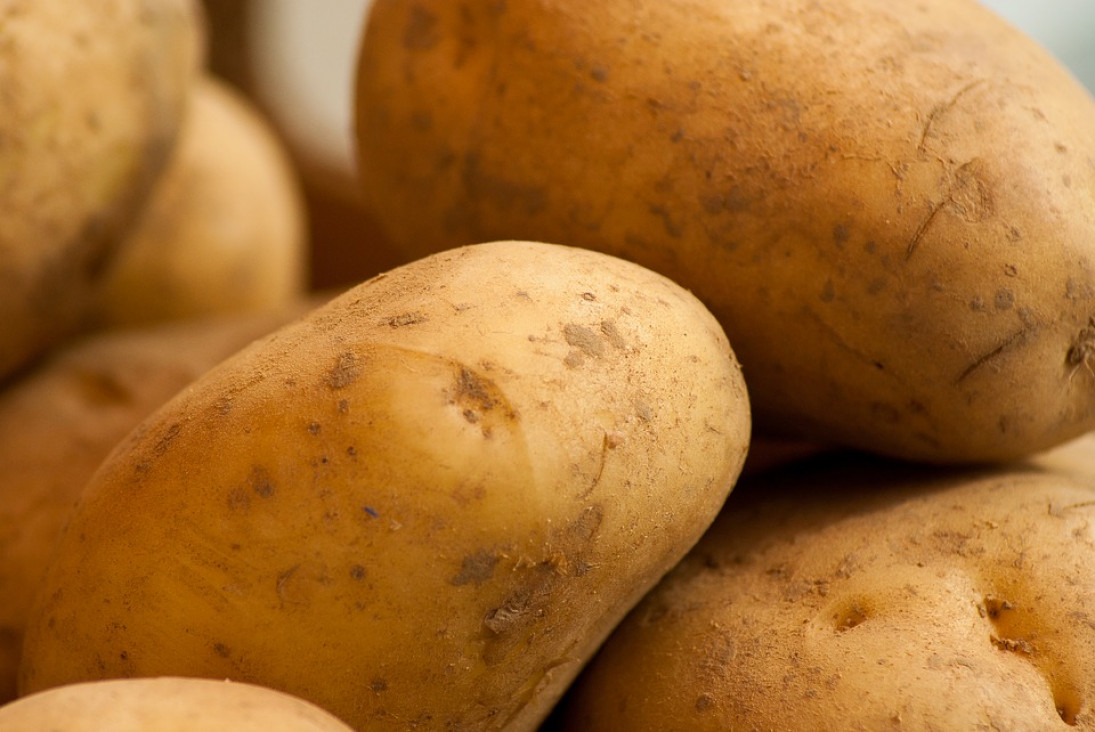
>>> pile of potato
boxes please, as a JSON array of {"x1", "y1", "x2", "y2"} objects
[{"x1": 3, "y1": 0, "x2": 1095, "y2": 729}]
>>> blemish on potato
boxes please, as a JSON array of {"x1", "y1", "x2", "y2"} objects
[
  {"x1": 648, "y1": 204, "x2": 683, "y2": 238},
  {"x1": 326, "y1": 352, "x2": 361, "y2": 390},
  {"x1": 450, "y1": 550, "x2": 500, "y2": 586},
  {"x1": 994, "y1": 289, "x2": 1015, "y2": 311},
  {"x1": 403, "y1": 6, "x2": 439, "y2": 51},
  {"x1": 564, "y1": 324, "x2": 605, "y2": 358},
  {"x1": 383, "y1": 312, "x2": 428, "y2": 328},
  {"x1": 249, "y1": 466, "x2": 275, "y2": 498},
  {"x1": 833, "y1": 600, "x2": 869, "y2": 631},
  {"x1": 212, "y1": 642, "x2": 231, "y2": 658},
  {"x1": 600, "y1": 320, "x2": 627, "y2": 349}
]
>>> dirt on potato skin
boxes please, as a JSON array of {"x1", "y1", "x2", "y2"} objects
[
  {"x1": 356, "y1": 0, "x2": 1095, "y2": 463},
  {"x1": 556, "y1": 451, "x2": 1095, "y2": 731}
]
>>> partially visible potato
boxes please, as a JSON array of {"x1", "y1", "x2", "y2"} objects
[
  {"x1": 18, "y1": 241, "x2": 750, "y2": 732},
  {"x1": 90, "y1": 75, "x2": 309, "y2": 329},
  {"x1": 0, "y1": 677, "x2": 353, "y2": 731},
  {"x1": 355, "y1": 0, "x2": 1095, "y2": 463},
  {"x1": 0, "y1": 0, "x2": 203, "y2": 379},
  {"x1": 0, "y1": 302, "x2": 315, "y2": 703},
  {"x1": 558, "y1": 454, "x2": 1095, "y2": 730}
]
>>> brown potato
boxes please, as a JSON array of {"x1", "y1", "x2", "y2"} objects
[
  {"x1": 17, "y1": 241, "x2": 750, "y2": 731},
  {"x1": 0, "y1": 0, "x2": 203, "y2": 379},
  {"x1": 0, "y1": 302, "x2": 314, "y2": 703},
  {"x1": 557, "y1": 453, "x2": 1095, "y2": 730},
  {"x1": 0, "y1": 677, "x2": 354, "y2": 731},
  {"x1": 355, "y1": 0, "x2": 1095, "y2": 463},
  {"x1": 89, "y1": 75, "x2": 309, "y2": 329}
]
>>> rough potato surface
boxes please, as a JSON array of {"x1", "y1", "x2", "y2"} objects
[
  {"x1": 559, "y1": 454, "x2": 1095, "y2": 730},
  {"x1": 356, "y1": 0, "x2": 1095, "y2": 462}
]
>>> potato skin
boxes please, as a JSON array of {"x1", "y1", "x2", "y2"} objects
[
  {"x1": 0, "y1": 302, "x2": 314, "y2": 704},
  {"x1": 18, "y1": 241, "x2": 750, "y2": 731},
  {"x1": 0, "y1": 677, "x2": 354, "y2": 732},
  {"x1": 558, "y1": 454, "x2": 1095, "y2": 731},
  {"x1": 355, "y1": 0, "x2": 1095, "y2": 462},
  {"x1": 0, "y1": 0, "x2": 203, "y2": 380},
  {"x1": 90, "y1": 75, "x2": 309, "y2": 329}
]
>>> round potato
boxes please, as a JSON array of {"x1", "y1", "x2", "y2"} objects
[
  {"x1": 0, "y1": 0, "x2": 203, "y2": 379},
  {"x1": 18, "y1": 241, "x2": 750, "y2": 731},
  {"x1": 558, "y1": 454, "x2": 1095, "y2": 730},
  {"x1": 355, "y1": 0, "x2": 1095, "y2": 463},
  {"x1": 0, "y1": 301, "x2": 315, "y2": 703},
  {"x1": 0, "y1": 677, "x2": 353, "y2": 731},
  {"x1": 90, "y1": 75, "x2": 309, "y2": 329}
]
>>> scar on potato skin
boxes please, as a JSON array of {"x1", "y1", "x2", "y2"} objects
[{"x1": 955, "y1": 326, "x2": 1033, "y2": 384}]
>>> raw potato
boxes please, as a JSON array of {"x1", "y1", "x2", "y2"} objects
[
  {"x1": 558, "y1": 454, "x2": 1095, "y2": 730},
  {"x1": 0, "y1": 302, "x2": 315, "y2": 704},
  {"x1": 355, "y1": 0, "x2": 1095, "y2": 463},
  {"x1": 90, "y1": 75, "x2": 309, "y2": 329},
  {"x1": 0, "y1": 677, "x2": 354, "y2": 731},
  {"x1": 18, "y1": 241, "x2": 751, "y2": 731},
  {"x1": 0, "y1": 0, "x2": 203, "y2": 378}
]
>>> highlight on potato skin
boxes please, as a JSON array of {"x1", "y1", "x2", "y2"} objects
[
  {"x1": 17, "y1": 241, "x2": 751, "y2": 732},
  {"x1": 354, "y1": 0, "x2": 1095, "y2": 463}
]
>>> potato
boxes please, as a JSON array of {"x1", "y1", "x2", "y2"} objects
[
  {"x1": 18, "y1": 241, "x2": 750, "y2": 731},
  {"x1": 0, "y1": 0, "x2": 203, "y2": 379},
  {"x1": 0, "y1": 677, "x2": 353, "y2": 731},
  {"x1": 89, "y1": 75, "x2": 309, "y2": 329},
  {"x1": 0, "y1": 302, "x2": 315, "y2": 704},
  {"x1": 355, "y1": 0, "x2": 1095, "y2": 463},
  {"x1": 557, "y1": 453, "x2": 1095, "y2": 730}
]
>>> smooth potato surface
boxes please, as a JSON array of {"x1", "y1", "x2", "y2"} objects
[
  {"x1": 18, "y1": 241, "x2": 750, "y2": 731},
  {"x1": 90, "y1": 75, "x2": 308, "y2": 329},
  {"x1": 0, "y1": 0, "x2": 203, "y2": 379},
  {"x1": 0, "y1": 303, "x2": 314, "y2": 703},
  {"x1": 0, "y1": 677, "x2": 354, "y2": 732},
  {"x1": 559, "y1": 454, "x2": 1095, "y2": 730},
  {"x1": 355, "y1": 0, "x2": 1095, "y2": 462}
]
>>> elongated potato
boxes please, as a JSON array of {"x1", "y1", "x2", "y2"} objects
[
  {"x1": 0, "y1": 0, "x2": 203, "y2": 379},
  {"x1": 18, "y1": 241, "x2": 750, "y2": 731},
  {"x1": 0, "y1": 302, "x2": 315, "y2": 703},
  {"x1": 355, "y1": 0, "x2": 1095, "y2": 463},
  {"x1": 558, "y1": 454, "x2": 1095, "y2": 730},
  {"x1": 90, "y1": 75, "x2": 309, "y2": 329},
  {"x1": 0, "y1": 677, "x2": 353, "y2": 732}
]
